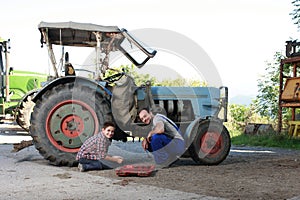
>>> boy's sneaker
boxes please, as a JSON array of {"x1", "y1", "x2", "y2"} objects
[{"x1": 78, "y1": 163, "x2": 85, "y2": 172}]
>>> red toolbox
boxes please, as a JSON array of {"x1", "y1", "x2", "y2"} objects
[{"x1": 115, "y1": 164, "x2": 156, "y2": 177}]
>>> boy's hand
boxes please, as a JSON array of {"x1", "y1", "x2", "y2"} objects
[{"x1": 112, "y1": 156, "x2": 124, "y2": 164}]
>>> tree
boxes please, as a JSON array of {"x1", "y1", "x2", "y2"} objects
[
  {"x1": 104, "y1": 64, "x2": 157, "y2": 86},
  {"x1": 228, "y1": 104, "x2": 251, "y2": 131},
  {"x1": 254, "y1": 52, "x2": 290, "y2": 122},
  {"x1": 157, "y1": 77, "x2": 206, "y2": 87},
  {"x1": 106, "y1": 64, "x2": 206, "y2": 87},
  {"x1": 291, "y1": 0, "x2": 300, "y2": 31}
]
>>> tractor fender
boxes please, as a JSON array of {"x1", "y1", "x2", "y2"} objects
[
  {"x1": 184, "y1": 118, "x2": 203, "y2": 148},
  {"x1": 32, "y1": 76, "x2": 111, "y2": 102},
  {"x1": 184, "y1": 118, "x2": 224, "y2": 147}
]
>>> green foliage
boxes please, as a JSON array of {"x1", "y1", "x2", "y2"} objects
[
  {"x1": 229, "y1": 104, "x2": 250, "y2": 123},
  {"x1": 104, "y1": 64, "x2": 157, "y2": 86},
  {"x1": 157, "y1": 78, "x2": 207, "y2": 87},
  {"x1": 227, "y1": 103, "x2": 271, "y2": 133},
  {"x1": 228, "y1": 104, "x2": 250, "y2": 131},
  {"x1": 254, "y1": 52, "x2": 281, "y2": 119},
  {"x1": 254, "y1": 52, "x2": 290, "y2": 122},
  {"x1": 231, "y1": 132, "x2": 300, "y2": 150},
  {"x1": 158, "y1": 78, "x2": 187, "y2": 86},
  {"x1": 291, "y1": 0, "x2": 300, "y2": 31},
  {"x1": 106, "y1": 64, "x2": 207, "y2": 87},
  {"x1": 124, "y1": 65, "x2": 157, "y2": 86},
  {"x1": 190, "y1": 80, "x2": 207, "y2": 87}
]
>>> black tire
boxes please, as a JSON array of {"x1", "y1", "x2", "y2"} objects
[
  {"x1": 29, "y1": 83, "x2": 111, "y2": 166},
  {"x1": 188, "y1": 119, "x2": 231, "y2": 165},
  {"x1": 16, "y1": 93, "x2": 35, "y2": 132}
]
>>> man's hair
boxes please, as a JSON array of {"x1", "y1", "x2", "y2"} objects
[
  {"x1": 138, "y1": 107, "x2": 149, "y2": 116},
  {"x1": 103, "y1": 121, "x2": 115, "y2": 129}
]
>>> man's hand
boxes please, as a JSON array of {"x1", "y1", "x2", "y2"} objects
[
  {"x1": 142, "y1": 139, "x2": 149, "y2": 150},
  {"x1": 146, "y1": 132, "x2": 153, "y2": 143}
]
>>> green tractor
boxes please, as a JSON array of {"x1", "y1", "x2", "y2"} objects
[{"x1": 0, "y1": 37, "x2": 48, "y2": 127}]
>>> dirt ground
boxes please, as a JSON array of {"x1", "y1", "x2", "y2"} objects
[
  {"x1": 87, "y1": 145, "x2": 300, "y2": 200},
  {"x1": 1, "y1": 121, "x2": 300, "y2": 199}
]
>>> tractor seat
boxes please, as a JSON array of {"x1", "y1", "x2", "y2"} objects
[{"x1": 64, "y1": 63, "x2": 76, "y2": 76}]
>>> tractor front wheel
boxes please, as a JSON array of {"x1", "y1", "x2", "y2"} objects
[{"x1": 188, "y1": 119, "x2": 231, "y2": 165}]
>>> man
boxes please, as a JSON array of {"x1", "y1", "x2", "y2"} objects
[
  {"x1": 76, "y1": 121, "x2": 123, "y2": 172},
  {"x1": 138, "y1": 108, "x2": 185, "y2": 167}
]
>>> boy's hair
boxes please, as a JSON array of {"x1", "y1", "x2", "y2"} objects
[{"x1": 103, "y1": 121, "x2": 115, "y2": 129}]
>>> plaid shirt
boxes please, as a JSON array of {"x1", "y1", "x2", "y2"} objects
[{"x1": 76, "y1": 132, "x2": 111, "y2": 161}]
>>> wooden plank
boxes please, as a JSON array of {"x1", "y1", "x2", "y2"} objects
[{"x1": 280, "y1": 102, "x2": 300, "y2": 107}]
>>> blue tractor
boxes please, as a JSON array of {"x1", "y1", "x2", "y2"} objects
[{"x1": 23, "y1": 21, "x2": 230, "y2": 166}]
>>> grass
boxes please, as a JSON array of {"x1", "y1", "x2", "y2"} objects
[{"x1": 230, "y1": 131, "x2": 300, "y2": 150}]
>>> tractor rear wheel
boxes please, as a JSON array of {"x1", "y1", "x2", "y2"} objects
[
  {"x1": 29, "y1": 83, "x2": 110, "y2": 166},
  {"x1": 188, "y1": 119, "x2": 231, "y2": 165}
]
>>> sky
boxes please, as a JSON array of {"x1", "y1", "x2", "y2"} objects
[{"x1": 0, "y1": 0, "x2": 298, "y2": 99}]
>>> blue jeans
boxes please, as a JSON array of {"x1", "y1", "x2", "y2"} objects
[
  {"x1": 78, "y1": 158, "x2": 111, "y2": 171},
  {"x1": 149, "y1": 134, "x2": 185, "y2": 165}
]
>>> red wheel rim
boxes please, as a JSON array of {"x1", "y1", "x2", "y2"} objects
[
  {"x1": 46, "y1": 100, "x2": 99, "y2": 153},
  {"x1": 61, "y1": 115, "x2": 84, "y2": 138},
  {"x1": 200, "y1": 131, "x2": 223, "y2": 156}
]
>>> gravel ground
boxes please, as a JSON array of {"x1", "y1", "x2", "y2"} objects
[
  {"x1": 93, "y1": 141, "x2": 300, "y2": 200},
  {"x1": 1, "y1": 121, "x2": 300, "y2": 199}
]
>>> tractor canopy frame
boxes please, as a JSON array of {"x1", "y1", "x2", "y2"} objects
[{"x1": 38, "y1": 21, "x2": 157, "y2": 78}]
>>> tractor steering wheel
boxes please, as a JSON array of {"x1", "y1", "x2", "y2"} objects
[{"x1": 103, "y1": 72, "x2": 125, "y2": 83}]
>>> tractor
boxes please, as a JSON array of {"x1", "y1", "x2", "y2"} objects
[
  {"x1": 0, "y1": 37, "x2": 47, "y2": 123},
  {"x1": 17, "y1": 21, "x2": 231, "y2": 166}
]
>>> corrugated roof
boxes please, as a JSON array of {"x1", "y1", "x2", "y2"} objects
[{"x1": 38, "y1": 21, "x2": 120, "y2": 33}]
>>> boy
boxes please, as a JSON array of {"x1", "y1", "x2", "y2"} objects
[{"x1": 76, "y1": 121, "x2": 123, "y2": 172}]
